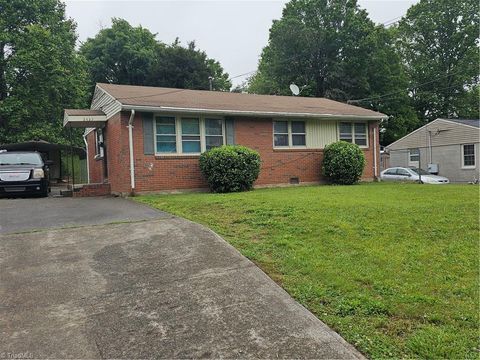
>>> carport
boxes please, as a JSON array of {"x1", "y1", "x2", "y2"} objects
[{"x1": 0, "y1": 140, "x2": 87, "y2": 184}]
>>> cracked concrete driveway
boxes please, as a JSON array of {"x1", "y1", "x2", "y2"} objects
[{"x1": 0, "y1": 197, "x2": 363, "y2": 359}]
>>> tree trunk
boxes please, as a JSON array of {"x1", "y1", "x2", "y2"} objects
[
  {"x1": 0, "y1": 43, "x2": 6, "y2": 100},
  {"x1": 0, "y1": 42, "x2": 7, "y2": 128}
]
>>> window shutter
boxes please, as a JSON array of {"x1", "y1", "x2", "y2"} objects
[
  {"x1": 225, "y1": 117, "x2": 235, "y2": 145},
  {"x1": 142, "y1": 112, "x2": 154, "y2": 155}
]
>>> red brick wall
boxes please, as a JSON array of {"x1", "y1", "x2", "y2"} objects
[
  {"x1": 85, "y1": 112, "x2": 131, "y2": 194},
  {"x1": 73, "y1": 183, "x2": 111, "y2": 197},
  {"x1": 105, "y1": 112, "x2": 131, "y2": 194},
  {"x1": 132, "y1": 112, "x2": 207, "y2": 193},
  {"x1": 90, "y1": 112, "x2": 380, "y2": 194},
  {"x1": 235, "y1": 118, "x2": 378, "y2": 185}
]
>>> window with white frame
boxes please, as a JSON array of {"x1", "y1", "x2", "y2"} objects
[
  {"x1": 409, "y1": 148, "x2": 420, "y2": 165},
  {"x1": 156, "y1": 116, "x2": 177, "y2": 153},
  {"x1": 95, "y1": 128, "x2": 104, "y2": 158},
  {"x1": 205, "y1": 118, "x2": 224, "y2": 150},
  {"x1": 181, "y1": 117, "x2": 201, "y2": 153},
  {"x1": 273, "y1": 120, "x2": 306, "y2": 147},
  {"x1": 291, "y1": 121, "x2": 306, "y2": 146},
  {"x1": 155, "y1": 116, "x2": 224, "y2": 154},
  {"x1": 462, "y1": 144, "x2": 475, "y2": 168},
  {"x1": 339, "y1": 122, "x2": 368, "y2": 147}
]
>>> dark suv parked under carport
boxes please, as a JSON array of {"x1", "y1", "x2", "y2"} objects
[{"x1": 0, "y1": 151, "x2": 52, "y2": 197}]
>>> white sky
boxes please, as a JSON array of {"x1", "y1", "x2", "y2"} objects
[{"x1": 64, "y1": 0, "x2": 418, "y2": 86}]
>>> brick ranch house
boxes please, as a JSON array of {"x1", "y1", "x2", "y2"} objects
[{"x1": 63, "y1": 83, "x2": 387, "y2": 196}]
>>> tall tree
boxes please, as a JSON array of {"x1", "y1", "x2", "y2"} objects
[
  {"x1": 148, "y1": 40, "x2": 231, "y2": 91},
  {"x1": 81, "y1": 20, "x2": 231, "y2": 91},
  {"x1": 80, "y1": 18, "x2": 159, "y2": 86},
  {"x1": 0, "y1": 0, "x2": 89, "y2": 144},
  {"x1": 352, "y1": 26, "x2": 419, "y2": 145},
  {"x1": 248, "y1": 0, "x2": 419, "y2": 145},
  {"x1": 397, "y1": 0, "x2": 479, "y2": 122}
]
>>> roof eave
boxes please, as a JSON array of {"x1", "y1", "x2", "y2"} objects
[{"x1": 121, "y1": 104, "x2": 387, "y2": 121}]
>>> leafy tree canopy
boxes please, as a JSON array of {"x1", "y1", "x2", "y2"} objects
[
  {"x1": 0, "y1": 0, "x2": 89, "y2": 144},
  {"x1": 149, "y1": 39, "x2": 231, "y2": 91},
  {"x1": 397, "y1": 0, "x2": 479, "y2": 122},
  {"x1": 81, "y1": 19, "x2": 231, "y2": 91},
  {"x1": 247, "y1": 0, "x2": 419, "y2": 145},
  {"x1": 80, "y1": 18, "x2": 159, "y2": 86}
]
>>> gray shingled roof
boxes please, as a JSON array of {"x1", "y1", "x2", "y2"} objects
[
  {"x1": 96, "y1": 83, "x2": 387, "y2": 119},
  {"x1": 441, "y1": 118, "x2": 479, "y2": 128}
]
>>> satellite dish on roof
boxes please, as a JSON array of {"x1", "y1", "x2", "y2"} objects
[{"x1": 290, "y1": 83, "x2": 300, "y2": 96}]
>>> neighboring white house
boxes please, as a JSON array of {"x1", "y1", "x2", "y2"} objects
[{"x1": 385, "y1": 118, "x2": 479, "y2": 183}]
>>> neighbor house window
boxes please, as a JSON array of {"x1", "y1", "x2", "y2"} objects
[
  {"x1": 155, "y1": 116, "x2": 224, "y2": 154},
  {"x1": 339, "y1": 122, "x2": 368, "y2": 147},
  {"x1": 156, "y1": 116, "x2": 177, "y2": 153},
  {"x1": 409, "y1": 148, "x2": 420, "y2": 165},
  {"x1": 273, "y1": 120, "x2": 306, "y2": 147},
  {"x1": 462, "y1": 144, "x2": 475, "y2": 168}
]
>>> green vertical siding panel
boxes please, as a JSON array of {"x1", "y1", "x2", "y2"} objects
[{"x1": 306, "y1": 120, "x2": 338, "y2": 148}]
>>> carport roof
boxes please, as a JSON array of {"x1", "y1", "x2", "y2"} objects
[{"x1": 0, "y1": 140, "x2": 85, "y2": 157}]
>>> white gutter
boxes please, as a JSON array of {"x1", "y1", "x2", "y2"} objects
[
  {"x1": 128, "y1": 109, "x2": 136, "y2": 193},
  {"x1": 83, "y1": 134, "x2": 90, "y2": 184},
  {"x1": 122, "y1": 104, "x2": 387, "y2": 121}
]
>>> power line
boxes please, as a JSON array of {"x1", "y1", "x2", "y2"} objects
[
  {"x1": 111, "y1": 50, "x2": 309, "y2": 102},
  {"x1": 347, "y1": 70, "x2": 465, "y2": 104},
  {"x1": 382, "y1": 16, "x2": 403, "y2": 27},
  {"x1": 229, "y1": 70, "x2": 257, "y2": 81},
  {"x1": 229, "y1": 16, "x2": 406, "y2": 83},
  {"x1": 350, "y1": 83, "x2": 472, "y2": 107}
]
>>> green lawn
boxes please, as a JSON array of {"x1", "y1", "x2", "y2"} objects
[{"x1": 136, "y1": 183, "x2": 479, "y2": 359}]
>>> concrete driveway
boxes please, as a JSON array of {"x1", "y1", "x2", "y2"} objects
[{"x1": 0, "y1": 197, "x2": 363, "y2": 359}]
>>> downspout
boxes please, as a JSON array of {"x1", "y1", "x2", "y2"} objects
[
  {"x1": 373, "y1": 123, "x2": 378, "y2": 180},
  {"x1": 128, "y1": 109, "x2": 136, "y2": 194},
  {"x1": 428, "y1": 130, "x2": 432, "y2": 164},
  {"x1": 83, "y1": 134, "x2": 90, "y2": 184}
]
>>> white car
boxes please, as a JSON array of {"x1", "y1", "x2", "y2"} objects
[{"x1": 380, "y1": 167, "x2": 450, "y2": 184}]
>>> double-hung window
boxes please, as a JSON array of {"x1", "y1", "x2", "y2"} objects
[
  {"x1": 462, "y1": 144, "x2": 475, "y2": 168},
  {"x1": 155, "y1": 116, "x2": 224, "y2": 154},
  {"x1": 339, "y1": 122, "x2": 368, "y2": 147},
  {"x1": 273, "y1": 120, "x2": 306, "y2": 147},
  {"x1": 181, "y1": 118, "x2": 201, "y2": 153},
  {"x1": 156, "y1": 116, "x2": 177, "y2": 153},
  {"x1": 205, "y1": 118, "x2": 224, "y2": 150},
  {"x1": 291, "y1": 121, "x2": 306, "y2": 146},
  {"x1": 409, "y1": 148, "x2": 420, "y2": 166},
  {"x1": 354, "y1": 123, "x2": 367, "y2": 146}
]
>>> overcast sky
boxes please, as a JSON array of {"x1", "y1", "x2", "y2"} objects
[{"x1": 64, "y1": 0, "x2": 418, "y2": 86}]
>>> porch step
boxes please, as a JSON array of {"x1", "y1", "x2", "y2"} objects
[
  {"x1": 70, "y1": 183, "x2": 111, "y2": 197},
  {"x1": 59, "y1": 189, "x2": 73, "y2": 197}
]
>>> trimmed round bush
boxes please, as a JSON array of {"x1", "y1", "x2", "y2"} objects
[
  {"x1": 199, "y1": 145, "x2": 261, "y2": 193},
  {"x1": 322, "y1": 141, "x2": 366, "y2": 185}
]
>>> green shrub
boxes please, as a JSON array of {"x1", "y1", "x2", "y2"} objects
[
  {"x1": 199, "y1": 145, "x2": 261, "y2": 193},
  {"x1": 322, "y1": 141, "x2": 366, "y2": 185}
]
